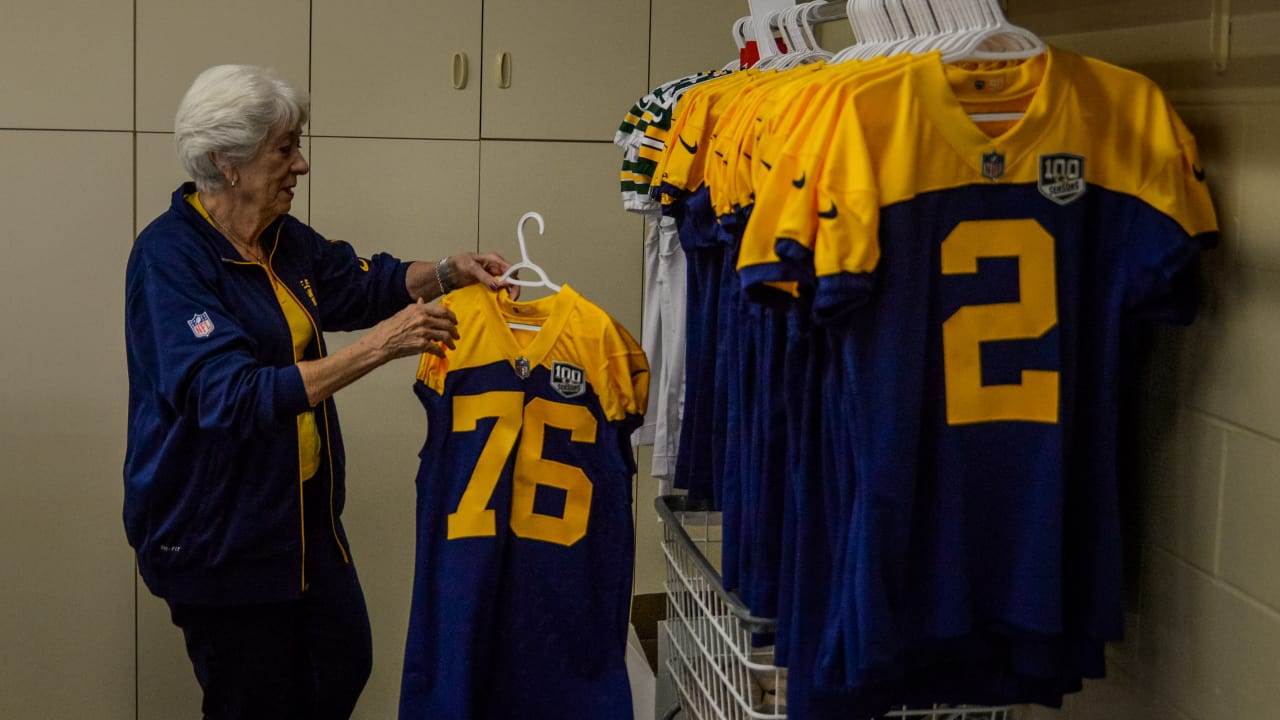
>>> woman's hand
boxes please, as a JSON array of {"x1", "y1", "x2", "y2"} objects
[
  {"x1": 444, "y1": 251, "x2": 521, "y2": 300},
  {"x1": 404, "y1": 251, "x2": 514, "y2": 301},
  {"x1": 367, "y1": 298, "x2": 459, "y2": 359},
  {"x1": 408, "y1": 252, "x2": 520, "y2": 301},
  {"x1": 450, "y1": 251, "x2": 510, "y2": 287},
  {"x1": 298, "y1": 298, "x2": 459, "y2": 406}
]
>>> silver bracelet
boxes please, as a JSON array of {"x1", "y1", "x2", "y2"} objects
[{"x1": 436, "y1": 256, "x2": 452, "y2": 296}]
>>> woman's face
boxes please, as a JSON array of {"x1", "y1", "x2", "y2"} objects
[{"x1": 237, "y1": 125, "x2": 309, "y2": 217}]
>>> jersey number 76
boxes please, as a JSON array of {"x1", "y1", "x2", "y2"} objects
[{"x1": 446, "y1": 391, "x2": 596, "y2": 547}]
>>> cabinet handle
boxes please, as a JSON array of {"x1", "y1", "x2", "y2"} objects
[
  {"x1": 496, "y1": 51, "x2": 512, "y2": 89},
  {"x1": 452, "y1": 52, "x2": 468, "y2": 90}
]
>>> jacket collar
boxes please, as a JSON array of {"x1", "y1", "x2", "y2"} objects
[{"x1": 170, "y1": 182, "x2": 284, "y2": 264}]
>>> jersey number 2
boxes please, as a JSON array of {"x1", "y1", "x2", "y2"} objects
[
  {"x1": 447, "y1": 392, "x2": 595, "y2": 547},
  {"x1": 941, "y1": 219, "x2": 1059, "y2": 425}
]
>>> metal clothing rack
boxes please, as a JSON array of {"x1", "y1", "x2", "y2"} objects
[{"x1": 656, "y1": 495, "x2": 1014, "y2": 720}]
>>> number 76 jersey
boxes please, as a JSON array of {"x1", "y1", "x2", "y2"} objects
[{"x1": 399, "y1": 283, "x2": 648, "y2": 720}]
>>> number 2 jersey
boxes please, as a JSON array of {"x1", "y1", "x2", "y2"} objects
[
  {"x1": 400, "y1": 283, "x2": 649, "y2": 720},
  {"x1": 737, "y1": 46, "x2": 1218, "y2": 709}
]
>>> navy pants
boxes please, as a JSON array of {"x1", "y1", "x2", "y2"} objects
[
  {"x1": 167, "y1": 508, "x2": 373, "y2": 720},
  {"x1": 167, "y1": 559, "x2": 373, "y2": 720}
]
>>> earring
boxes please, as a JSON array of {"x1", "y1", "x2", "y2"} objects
[{"x1": 231, "y1": 179, "x2": 237, "y2": 188}]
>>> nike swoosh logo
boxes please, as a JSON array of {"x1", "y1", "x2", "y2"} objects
[
  {"x1": 1193, "y1": 165, "x2": 1206, "y2": 182},
  {"x1": 818, "y1": 202, "x2": 838, "y2": 220},
  {"x1": 792, "y1": 173, "x2": 806, "y2": 189},
  {"x1": 648, "y1": 111, "x2": 664, "y2": 124},
  {"x1": 743, "y1": 152, "x2": 752, "y2": 161},
  {"x1": 678, "y1": 135, "x2": 698, "y2": 154},
  {"x1": 761, "y1": 159, "x2": 773, "y2": 171}
]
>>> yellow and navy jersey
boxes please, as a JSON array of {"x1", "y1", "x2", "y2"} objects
[
  {"x1": 619, "y1": 42, "x2": 1218, "y2": 715},
  {"x1": 400, "y1": 283, "x2": 648, "y2": 720},
  {"x1": 736, "y1": 53, "x2": 940, "y2": 295},
  {"x1": 651, "y1": 69, "x2": 759, "y2": 205},
  {"x1": 705, "y1": 63, "x2": 834, "y2": 220},
  {"x1": 744, "y1": 47, "x2": 1216, "y2": 698},
  {"x1": 746, "y1": 47, "x2": 1216, "y2": 311},
  {"x1": 649, "y1": 60, "x2": 939, "y2": 594},
  {"x1": 616, "y1": 70, "x2": 727, "y2": 214}
]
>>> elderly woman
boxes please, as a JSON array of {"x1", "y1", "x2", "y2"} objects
[{"x1": 123, "y1": 64, "x2": 512, "y2": 719}]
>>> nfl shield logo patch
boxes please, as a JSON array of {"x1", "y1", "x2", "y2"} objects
[
  {"x1": 550, "y1": 361, "x2": 586, "y2": 399},
  {"x1": 514, "y1": 357, "x2": 531, "y2": 379},
  {"x1": 187, "y1": 312, "x2": 215, "y2": 338},
  {"x1": 981, "y1": 151, "x2": 1005, "y2": 180},
  {"x1": 1039, "y1": 153, "x2": 1087, "y2": 206}
]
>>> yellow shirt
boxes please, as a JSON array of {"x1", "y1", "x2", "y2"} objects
[{"x1": 186, "y1": 192, "x2": 322, "y2": 482}]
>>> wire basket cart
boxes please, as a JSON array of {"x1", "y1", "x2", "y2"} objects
[{"x1": 656, "y1": 495, "x2": 1015, "y2": 720}]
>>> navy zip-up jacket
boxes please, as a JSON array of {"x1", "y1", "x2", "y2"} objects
[{"x1": 124, "y1": 183, "x2": 414, "y2": 604}]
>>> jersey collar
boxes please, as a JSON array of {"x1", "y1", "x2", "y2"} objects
[
  {"x1": 913, "y1": 46, "x2": 1064, "y2": 180},
  {"x1": 484, "y1": 284, "x2": 579, "y2": 375}
]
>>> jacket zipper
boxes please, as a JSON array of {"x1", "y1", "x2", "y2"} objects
[
  {"x1": 259, "y1": 228, "x2": 353, "y2": 582},
  {"x1": 227, "y1": 226, "x2": 353, "y2": 591}
]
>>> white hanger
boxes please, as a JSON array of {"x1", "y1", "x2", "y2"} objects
[
  {"x1": 920, "y1": 0, "x2": 982, "y2": 58},
  {"x1": 723, "y1": 16, "x2": 754, "y2": 71},
  {"x1": 761, "y1": 5, "x2": 824, "y2": 71},
  {"x1": 866, "y1": 0, "x2": 911, "y2": 59},
  {"x1": 834, "y1": 0, "x2": 904, "y2": 62},
  {"x1": 752, "y1": 9, "x2": 792, "y2": 69},
  {"x1": 940, "y1": 0, "x2": 1044, "y2": 62},
  {"x1": 931, "y1": 0, "x2": 1043, "y2": 122},
  {"x1": 498, "y1": 211, "x2": 561, "y2": 293},
  {"x1": 882, "y1": 0, "x2": 919, "y2": 51},
  {"x1": 893, "y1": 0, "x2": 947, "y2": 55},
  {"x1": 776, "y1": 2, "x2": 835, "y2": 68},
  {"x1": 830, "y1": 0, "x2": 860, "y2": 62}
]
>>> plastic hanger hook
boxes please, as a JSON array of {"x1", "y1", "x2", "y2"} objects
[{"x1": 498, "y1": 211, "x2": 561, "y2": 292}]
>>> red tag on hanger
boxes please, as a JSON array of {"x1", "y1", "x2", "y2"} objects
[{"x1": 740, "y1": 38, "x2": 788, "y2": 69}]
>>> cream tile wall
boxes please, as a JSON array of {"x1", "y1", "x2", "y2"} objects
[
  {"x1": 7, "y1": 1, "x2": 1279, "y2": 719},
  {"x1": 1001, "y1": 3, "x2": 1280, "y2": 720}
]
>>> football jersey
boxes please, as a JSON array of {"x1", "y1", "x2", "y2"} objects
[
  {"x1": 400, "y1": 284, "x2": 648, "y2": 720},
  {"x1": 741, "y1": 46, "x2": 1216, "y2": 706},
  {"x1": 737, "y1": 53, "x2": 940, "y2": 299},
  {"x1": 617, "y1": 70, "x2": 726, "y2": 214},
  {"x1": 710, "y1": 57, "x2": 937, "y2": 628}
]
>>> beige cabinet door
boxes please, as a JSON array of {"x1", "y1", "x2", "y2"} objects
[
  {"x1": 135, "y1": 0, "x2": 311, "y2": 133},
  {"x1": 1, "y1": 130, "x2": 137, "y2": 719},
  {"x1": 0, "y1": 0, "x2": 132, "y2": 130},
  {"x1": 311, "y1": 0, "x2": 482, "y2": 139},
  {"x1": 479, "y1": 140, "x2": 644, "y2": 334},
  {"x1": 308, "y1": 137, "x2": 480, "y2": 257},
  {"x1": 649, "y1": 0, "x2": 748, "y2": 83},
  {"x1": 480, "y1": 0, "x2": 651, "y2": 141}
]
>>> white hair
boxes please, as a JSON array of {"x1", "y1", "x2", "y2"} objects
[{"x1": 174, "y1": 65, "x2": 310, "y2": 192}]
